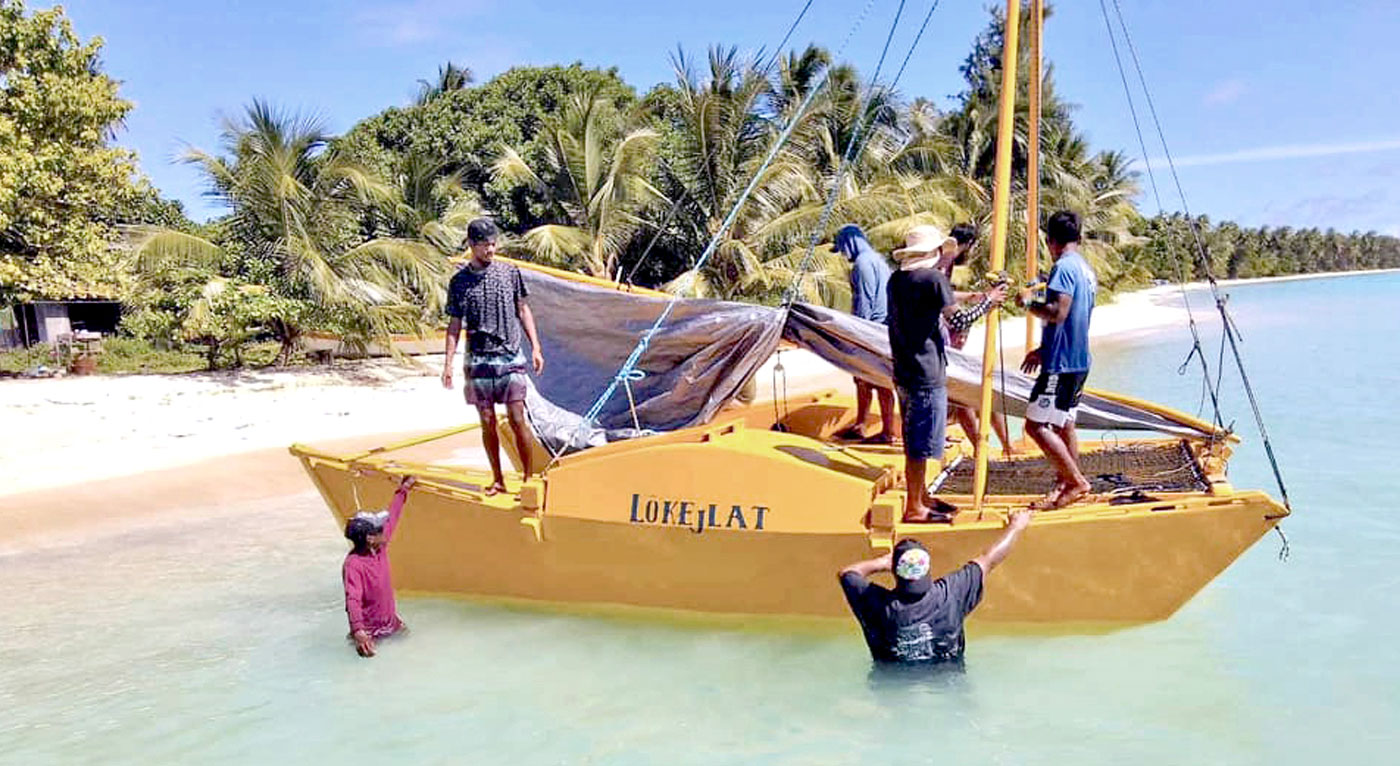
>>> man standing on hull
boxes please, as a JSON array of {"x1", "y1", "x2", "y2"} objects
[
  {"x1": 443, "y1": 219, "x2": 545, "y2": 496},
  {"x1": 940, "y1": 223, "x2": 1017, "y2": 459},
  {"x1": 887, "y1": 225, "x2": 1006, "y2": 523},
  {"x1": 1018, "y1": 210, "x2": 1096, "y2": 509},
  {"x1": 832, "y1": 223, "x2": 897, "y2": 444}
]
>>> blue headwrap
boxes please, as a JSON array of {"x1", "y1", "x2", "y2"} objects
[{"x1": 831, "y1": 224, "x2": 876, "y2": 262}]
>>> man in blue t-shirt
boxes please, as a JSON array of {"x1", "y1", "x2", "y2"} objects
[
  {"x1": 832, "y1": 224, "x2": 897, "y2": 444},
  {"x1": 1018, "y1": 211, "x2": 1096, "y2": 509}
]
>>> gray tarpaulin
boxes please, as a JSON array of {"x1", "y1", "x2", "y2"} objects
[{"x1": 515, "y1": 264, "x2": 1212, "y2": 454}]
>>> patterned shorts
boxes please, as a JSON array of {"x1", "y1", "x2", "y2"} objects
[{"x1": 464, "y1": 350, "x2": 528, "y2": 406}]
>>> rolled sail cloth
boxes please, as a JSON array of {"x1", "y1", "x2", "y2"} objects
[
  {"x1": 781, "y1": 302, "x2": 1214, "y2": 439},
  {"x1": 509, "y1": 259, "x2": 1215, "y2": 455}
]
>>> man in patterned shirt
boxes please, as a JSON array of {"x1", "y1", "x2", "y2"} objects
[{"x1": 442, "y1": 219, "x2": 545, "y2": 495}]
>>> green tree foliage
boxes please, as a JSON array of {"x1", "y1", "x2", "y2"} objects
[
  {"x1": 131, "y1": 101, "x2": 446, "y2": 362},
  {"x1": 1127, "y1": 213, "x2": 1400, "y2": 282},
  {"x1": 336, "y1": 64, "x2": 636, "y2": 234},
  {"x1": 493, "y1": 87, "x2": 665, "y2": 279},
  {"x1": 0, "y1": 0, "x2": 187, "y2": 300}
]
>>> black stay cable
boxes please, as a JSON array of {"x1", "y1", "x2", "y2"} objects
[
  {"x1": 1096, "y1": 0, "x2": 1224, "y2": 434},
  {"x1": 1103, "y1": 0, "x2": 1294, "y2": 525}
]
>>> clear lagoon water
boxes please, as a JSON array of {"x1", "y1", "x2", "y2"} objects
[{"x1": 4, "y1": 273, "x2": 1399, "y2": 764}]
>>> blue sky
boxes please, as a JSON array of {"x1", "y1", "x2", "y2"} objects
[{"x1": 47, "y1": 0, "x2": 1400, "y2": 235}]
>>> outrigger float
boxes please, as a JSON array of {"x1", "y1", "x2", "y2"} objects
[{"x1": 291, "y1": 0, "x2": 1289, "y2": 628}]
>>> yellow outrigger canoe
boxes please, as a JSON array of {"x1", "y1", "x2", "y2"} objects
[{"x1": 291, "y1": 257, "x2": 1287, "y2": 629}]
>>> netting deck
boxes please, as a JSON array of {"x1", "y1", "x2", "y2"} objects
[{"x1": 935, "y1": 441, "x2": 1209, "y2": 496}]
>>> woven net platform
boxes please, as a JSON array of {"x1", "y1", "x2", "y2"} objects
[{"x1": 935, "y1": 440, "x2": 1209, "y2": 496}]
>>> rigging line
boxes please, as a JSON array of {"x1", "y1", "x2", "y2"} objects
[
  {"x1": 1108, "y1": 0, "x2": 1292, "y2": 510},
  {"x1": 572, "y1": 1, "x2": 880, "y2": 431},
  {"x1": 781, "y1": 0, "x2": 916, "y2": 308},
  {"x1": 627, "y1": 0, "x2": 823, "y2": 286},
  {"x1": 1095, "y1": 0, "x2": 1224, "y2": 430},
  {"x1": 760, "y1": 0, "x2": 818, "y2": 75}
]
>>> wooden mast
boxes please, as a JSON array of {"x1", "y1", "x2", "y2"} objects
[
  {"x1": 973, "y1": 0, "x2": 1022, "y2": 511},
  {"x1": 1025, "y1": 0, "x2": 1043, "y2": 351}
]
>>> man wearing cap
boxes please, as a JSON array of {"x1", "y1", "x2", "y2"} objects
[
  {"x1": 939, "y1": 223, "x2": 1018, "y2": 459},
  {"x1": 838, "y1": 509, "x2": 1032, "y2": 663},
  {"x1": 1017, "y1": 211, "x2": 1096, "y2": 509},
  {"x1": 343, "y1": 475, "x2": 417, "y2": 658},
  {"x1": 443, "y1": 218, "x2": 545, "y2": 496},
  {"x1": 887, "y1": 224, "x2": 1007, "y2": 523},
  {"x1": 832, "y1": 224, "x2": 897, "y2": 444}
]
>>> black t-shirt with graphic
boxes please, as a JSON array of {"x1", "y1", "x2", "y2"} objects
[
  {"x1": 446, "y1": 260, "x2": 529, "y2": 356},
  {"x1": 840, "y1": 562, "x2": 984, "y2": 663},
  {"x1": 887, "y1": 267, "x2": 956, "y2": 389}
]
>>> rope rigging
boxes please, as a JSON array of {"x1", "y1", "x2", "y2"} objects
[
  {"x1": 1097, "y1": 0, "x2": 1294, "y2": 538},
  {"x1": 565, "y1": 0, "x2": 889, "y2": 442},
  {"x1": 1095, "y1": 0, "x2": 1226, "y2": 435},
  {"x1": 781, "y1": 0, "x2": 945, "y2": 309}
]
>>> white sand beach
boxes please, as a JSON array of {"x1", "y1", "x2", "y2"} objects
[{"x1": 5, "y1": 268, "x2": 1388, "y2": 551}]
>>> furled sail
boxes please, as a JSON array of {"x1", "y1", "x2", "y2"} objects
[{"x1": 512, "y1": 261, "x2": 1215, "y2": 454}]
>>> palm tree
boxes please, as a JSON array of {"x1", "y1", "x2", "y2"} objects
[
  {"x1": 643, "y1": 45, "x2": 818, "y2": 299},
  {"x1": 416, "y1": 61, "x2": 474, "y2": 105},
  {"x1": 492, "y1": 88, "x2": 666, "y2": 279},
  {"x1": 132, "y1": 100, "x2": 447, "y2": 362}
]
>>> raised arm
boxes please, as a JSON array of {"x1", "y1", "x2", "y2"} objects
[
  {"x1": 972, "y1": 509, "x2": 1033, "y2": 574},
  {"x1": 942, "y1": 283, "x2": 1008, "y2": 334},
  {"x1": 839, "y1": 552, "x2": 893, "y2": 580},
  {"x1": 1023, "y1": 291, "x2": 1072, "y2": 324},
  {"x1": 382, "y1": 475, "x2": 416, "y2": 542}
]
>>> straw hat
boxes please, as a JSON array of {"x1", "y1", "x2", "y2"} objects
[{"x1": 891, "y1": 224, "x2": 957, "y2": 262}]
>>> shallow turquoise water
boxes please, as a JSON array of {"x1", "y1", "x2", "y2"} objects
[{"x1": 4, "y1": 274, "x2": 1399, "y2": 764}]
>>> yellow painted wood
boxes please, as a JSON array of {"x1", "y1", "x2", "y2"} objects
[
  {"x1": 290, "y1": 395, "x2": 1286, "y2": 628},
  {"x1": 974, "y1": 0, "x2": 1024, "y2": 510}
]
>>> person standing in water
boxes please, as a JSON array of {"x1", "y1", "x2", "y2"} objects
[
  {"x1": 1018, "y1": 210, "x2": 1096, "y2": 509},
  {"x1": 839, "y1": 509, "x2": 1033, "y2": 663},
  {"x1": 343, "y1": 475, "x2": 417, "y2": 658},
  {"x1": 442, "y1": 218, "x2": 546, "y2": 495},
  {"x1": 832, "y1": 224, "x2": 897, "y2": 444}
]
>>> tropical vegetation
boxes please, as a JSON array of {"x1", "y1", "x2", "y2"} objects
[{"x1": 4, "y1": 0, "x2": 1400, "y2": 371}]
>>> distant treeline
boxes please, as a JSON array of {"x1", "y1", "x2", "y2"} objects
[{"x1": 1130, "y1": 213, "x2": 1400, "y2": 282}]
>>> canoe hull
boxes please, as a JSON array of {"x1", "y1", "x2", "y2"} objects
[{"x1": 294, "y1": 414, "x2": 1284, "y2": 627}]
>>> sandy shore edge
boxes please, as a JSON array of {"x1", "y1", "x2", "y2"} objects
[{"x1": 4, "y1": 267, "x2": 1393, "y2": 550}]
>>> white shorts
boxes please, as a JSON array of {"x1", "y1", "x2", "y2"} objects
[{"x1": 1026, "y1": 371, "x2": 1087, "y2": 428}]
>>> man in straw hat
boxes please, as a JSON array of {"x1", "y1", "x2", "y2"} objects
[
  {"x1": 838, "y1": 509, "x2": 1032, "y2": 663},
  {"x1": 887, "y1": 224, "x2": 1007, "y2": 523}
]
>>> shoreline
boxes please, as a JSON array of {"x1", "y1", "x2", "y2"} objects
[{"x1": 5, "y1": 264, "x2": 1394, "y2": 551}]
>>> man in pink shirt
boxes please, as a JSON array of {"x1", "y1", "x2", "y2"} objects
[{"x1": 342, "y1": 475, "x2": 416, "y2": 657}]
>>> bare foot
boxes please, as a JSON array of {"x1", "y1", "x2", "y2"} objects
[
  {"x1": 484, "y1": 481, "x2": 508, "y2": 496},
  {"x1": 1052, "y1": 481, "x2": 1092, "y2": 508}
]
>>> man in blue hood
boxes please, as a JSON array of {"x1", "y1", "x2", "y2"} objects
[{"x1": 832, "y1": 224, "x2": 896, "y2": 444}]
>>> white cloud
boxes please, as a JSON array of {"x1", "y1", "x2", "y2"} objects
[
  {"x1": 1149, "y1": 138, "x2": 1400, "y2": 169},
  {"x1": 1203, "y1": 77, "x2": 1246, "y2": 106},
  {"x1": 354, "y1": 0, "x2": 492, "y2": 46}
]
